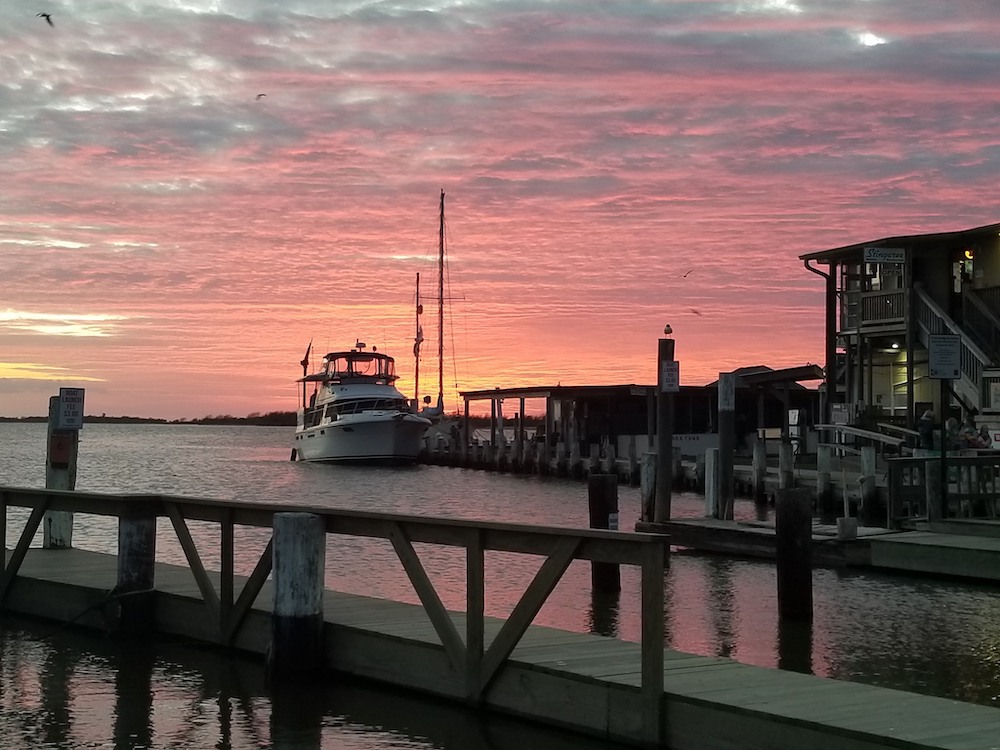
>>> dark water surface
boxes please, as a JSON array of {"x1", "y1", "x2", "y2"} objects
[{"x1": 1, "y1": 423, "x2": 999, "y2": 749}]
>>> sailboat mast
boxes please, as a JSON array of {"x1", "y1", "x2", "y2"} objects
[
  {"x1": 437, "y1": 189, "x2": 445, "y2": 411},
  {"x1": 414, "y1": 271, "x2": 421, "y2": 404}
]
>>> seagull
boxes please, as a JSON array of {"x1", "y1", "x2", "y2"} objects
[
  {"x1": 37, "y1": 12, "x2": 54, "y2": 26},
  {"x1": 681, "y1": 269, "x2": 694, "y2": 278},
  {"x1": 256, "y1": 93, "x2": 266, "y2": 100},
  {"x1": 689, "y1": 308, "x2": 703, "y2": 316}
]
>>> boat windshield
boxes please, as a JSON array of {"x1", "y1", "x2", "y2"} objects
[{"x1": 324, "y1": 352, "x2": 396, "y2": 379}]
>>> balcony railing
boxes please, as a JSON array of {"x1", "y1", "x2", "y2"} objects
[{"x1": 860, "y1": 289, "x2": 905, "y2": 326}]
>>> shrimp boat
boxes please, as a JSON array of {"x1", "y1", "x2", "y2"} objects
[{"x1": 292, "y1": 341, "x2": 431, "y2": 463}]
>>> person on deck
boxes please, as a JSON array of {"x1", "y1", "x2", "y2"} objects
[
  {"x1": 945, "y1": 417, "x2": 962, "y2": 450},
  {"x1": 917, "y1": 410, "x2": 935, "y2": 450}
]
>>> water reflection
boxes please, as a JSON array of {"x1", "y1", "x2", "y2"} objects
[
  {"x1": 587, "y1": 587, "x2": 620, "y2": 638},
  {"x1": 3, "y1": 423, "x2": 1000, "y2": 717},
  {"x1": 0, "y1": 616, "x2": 636, "y2": 750}
]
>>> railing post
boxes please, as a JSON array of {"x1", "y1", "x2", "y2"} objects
[
  {"x1": 465, "y1": 529, "x2": 485, "y2": 703},
  {"x1": 268, "y1": 512, "x2": 327, "y2": 682},
  {"x1": 640, "y1": 536, "x2": 667, "y2": 746}
]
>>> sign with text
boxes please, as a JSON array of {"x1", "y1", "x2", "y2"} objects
[
  {"x1": 863, "y1": 246, "x2": 906, "y2": 264},
  {"x1": 928, "y1": 334, "x2": 961, "y2": 380},
  {"x1": 57, "y1": 388, "x2": 85, "y2": 430},
  {"x1": 660, "y1": 360, "x2": 680, "y2": 393},
  {"x1": 718, "y1": 372, "x2": 736, "y2": 411}
]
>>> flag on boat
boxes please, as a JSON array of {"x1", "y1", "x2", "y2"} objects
[
  {"x1": 413, "y1": 325, "x2": 424, "y2": 358},
  {"x1": 300, "y1": 339, "x2": 312, "y2": 370}
]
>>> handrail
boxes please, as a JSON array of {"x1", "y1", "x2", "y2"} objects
[
  {"x1": 962, "y1": 286, "x2": 1000, "y2": 361},
  {"x1": 876, "y1": 422, "x2": 919, "y2": 439},
  {"x1": 914, "y1": 286, "x2": 991, "y2": 367},
  {"x1": 0, "y1": 486, "x2": 669, "y2": 744},
  {"x1": 815, "y1": 424, "x2": 904, "y2": 447}
]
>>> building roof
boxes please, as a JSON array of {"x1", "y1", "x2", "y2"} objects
[
  {"x1": 799, "y1": 221, "x2": 1000, "y2": 264},
  {"x1": 459, "y1": 364, "x2": 823, "y2": 402},
  {"x1": 459, "y1": 384, "x2": 661, "y2": 402},
  {"x1": 706, "y1": 364, "x2": 825, "y2": 389}
]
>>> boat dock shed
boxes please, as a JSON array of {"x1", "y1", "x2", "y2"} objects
[{"x1": 456, "y1": 365, "x2": 824, "y2": 470}]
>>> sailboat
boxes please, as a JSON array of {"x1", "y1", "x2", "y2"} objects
[{"x1": 414, "y1": 189, "x2": 448, "y2": 422}]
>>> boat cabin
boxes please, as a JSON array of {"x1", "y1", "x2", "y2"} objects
[
  {"x1": 301, "y1": 349, "x2": 400, "y2": 385},
  {"x1": 321, "y1": 350, "x2": 398, "y2": 383}
]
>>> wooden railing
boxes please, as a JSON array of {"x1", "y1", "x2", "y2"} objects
[
  {"x1": 860, "y1": 289, "x2": 905, "y2": 325},
  {"x1": 887, "y1": 455, "x2": 1000, "y2": 522},
  {"x1": 0, "y1": 487, "x2": 669, "y2": 744}
]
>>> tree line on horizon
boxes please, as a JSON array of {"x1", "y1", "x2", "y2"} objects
[{"x1": 0, "y1": 411, "x2": 544, "y2": 427}]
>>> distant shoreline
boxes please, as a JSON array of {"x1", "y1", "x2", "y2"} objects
[{"x1": 0, "y1": 411, "x2": 297, "y2": 427}]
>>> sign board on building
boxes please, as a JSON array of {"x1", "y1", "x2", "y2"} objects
[
  {"x1": 660, "y1": 360, "x2": 680, "y2": 393},
  {"x1": 56, "y1": 388, "x2": 85, "y2": 430},
  {"x1": 863, "y1": 247, "x2": 906, "y2": 264},
  {"x1": 831, "y1": 403, "x2": 852, "y2": 425},
  {"x1": 928, "y1": 334, "x2": 961, "y2": 380}
]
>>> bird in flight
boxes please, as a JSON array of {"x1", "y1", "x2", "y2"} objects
[
  {"x1": 256, "y1": 93, "x2": 266, "y2": 100},
  {"x1": 37, "y1": 12, "x2": 54, "y2": 26},
  {"x1": 689, "y1": 308, "x2": 703, "y2": 316},
  {"x1": 681, "y1": 269, "x2": 694, "y2": 278}
]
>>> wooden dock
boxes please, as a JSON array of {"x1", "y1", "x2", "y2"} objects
[
  {"x1": 4, "y1": 487, "x2": 1000, "y2": 749},
  {"x1": 636, "y1": 516, "x2": 1000, "y2": 582}
]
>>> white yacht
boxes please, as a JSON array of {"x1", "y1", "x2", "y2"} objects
[{"x1": 292, "y1": 342, "x2": 431, "y2": 463}]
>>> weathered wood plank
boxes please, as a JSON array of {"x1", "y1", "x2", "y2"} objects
[
  {"x1": 480, "y1": 536, "x2": 580, "y2": 692},
  {"x1": 388, "y1": 522, "x2": 465, "y2": 672}
]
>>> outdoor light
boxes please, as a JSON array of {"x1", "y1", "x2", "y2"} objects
[{"x1": 891, "y1": 342, "x2": 900, "y2": 350}]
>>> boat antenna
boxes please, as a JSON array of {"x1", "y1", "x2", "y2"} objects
[{"x1": 437, "y1": 189, "x2": 445, "y2": 413}]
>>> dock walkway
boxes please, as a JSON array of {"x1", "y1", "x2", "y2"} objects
[
  {"x1": 640, "y1": 517, "x2": 1000, "y2": 582},
  {"x1": 8, "y1": 546, "x2": 1000, "y2": 750}
]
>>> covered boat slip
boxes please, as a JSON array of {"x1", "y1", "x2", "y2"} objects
[{"x1": 3, "y1": 489, "x2": 1000, "y2": 749}]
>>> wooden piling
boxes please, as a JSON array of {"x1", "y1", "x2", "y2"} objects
[
  {"x1": 778, "y1": 441, "x2": 794, "y2": 490},
  {"x1": 269, "y1": 512, "x2": 327, "y2": 682},
  {"x1": 654, "y1": 337, "x2": 675, "y2": 522},
  {"x1": 44, "y1": 395, "x2": 78, "y2": 549},
  {"x1": 704, "y1": 448, "x2": 719, "y2": 518},
  {"x1": 718, "y1": 372, "x2": 736, "y2": 520},
  {"x1": 751, "y1": 437, "x2": 767, "y2": 504},
  {"x1": 640, "y1": 453, "x2": 656, "y2": 522},
  {"x1": 628, "y1": 436, "x2": 639, "y2": 486},
  {"x1": 775, "y1": 488, "x2": 813, "y2": 622},
  {"x1": 817, "y1": 472, "x2": 834, "y2": 522},
  {"x1": 588, "y1": 475, "x2": 621, "y2": 592},
  {"x1": 115, "y1": 504, "x2": 157, "y2": 635}
]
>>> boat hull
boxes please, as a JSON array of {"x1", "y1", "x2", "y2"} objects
[{"x1": 294, "y1": 413, "x2": 430, "y2": 464}]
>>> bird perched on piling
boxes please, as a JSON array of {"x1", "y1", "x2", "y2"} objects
[{"x1": 37, "y1": 12, "x2": 54, "y2": 26}]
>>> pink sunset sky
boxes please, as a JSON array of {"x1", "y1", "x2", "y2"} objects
[{"x1": 2, "y1": 0, "x2": 999, "y2": 419}]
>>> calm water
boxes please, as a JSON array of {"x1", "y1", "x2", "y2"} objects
[{"x1": 1, "y1": 422, "x2": 999, "y2": 749}]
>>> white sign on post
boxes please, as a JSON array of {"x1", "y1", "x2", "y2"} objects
[
  {"x1": 57, "y1": 387, "x2": 85, "y2": 430},
  {"x1": 660, "y1": 360, "x2": 680, "y2": 393},
  {"x1": 928, "y1": 334, "x2": 961, "y2": 380}
]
